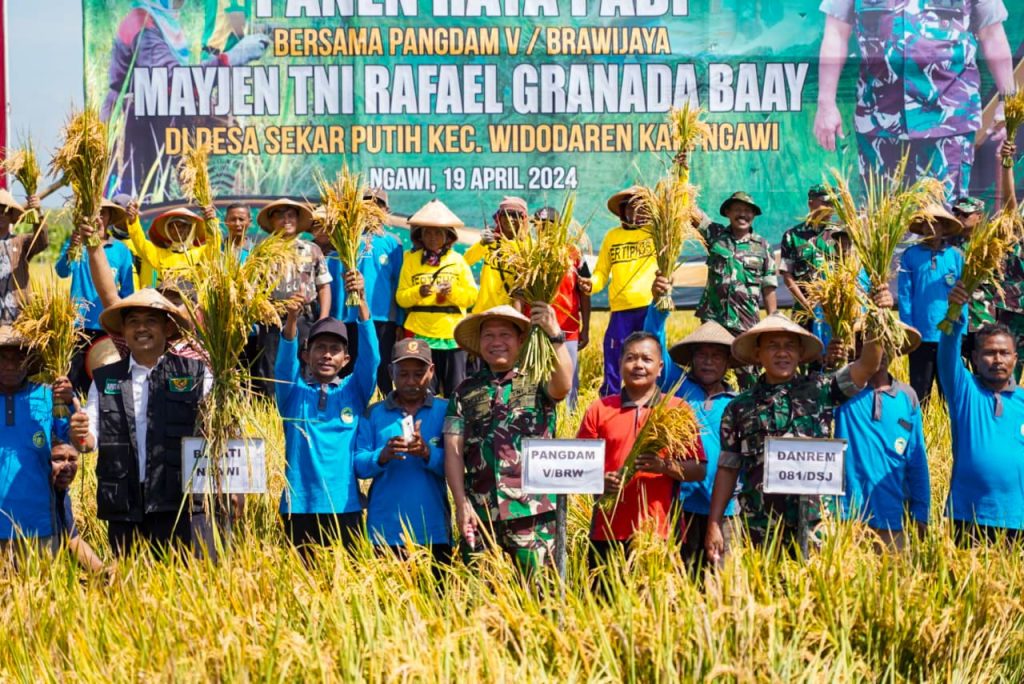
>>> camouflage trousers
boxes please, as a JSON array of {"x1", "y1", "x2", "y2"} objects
[
  {"x1": 856, "y1": 132, "x2": 974, "y2": 201},
  {"x1": 472, "y1": 510, "x2": 556, "y2": 573}
]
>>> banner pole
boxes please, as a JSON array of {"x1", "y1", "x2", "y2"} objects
[
  {"x1": 555, "y1": 494, "x2": 568, "y2": 590},
  {"x1": 797, "y1": 495, "x2": 809, "y2": 561}
]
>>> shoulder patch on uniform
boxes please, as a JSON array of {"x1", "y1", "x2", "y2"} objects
[
  {"x1": 168, "y1": 376, "x2": 196, "y2": 392},
  {"x1": 103, "y1": 378, "x2": 122, "y2": 395}
]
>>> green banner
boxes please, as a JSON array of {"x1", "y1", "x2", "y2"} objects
[{"x1": 83, "y1": 0, "x2": 1024, "y2": 245}]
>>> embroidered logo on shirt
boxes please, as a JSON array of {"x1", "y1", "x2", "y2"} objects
[
  {"x1": 944, "y1": 273, "x2": 956, "y2": 287},
  {"x1": 32, "y1": 431, "x2": 45, "y2": 448},
  {"x1": 429, "y1": 436, "x2": 440, "y2": 447},
  {"x1": 341, "y1": 407, "x2": 354, "y2": 424},
  {"x1": 894, "y1": 438, "x2": 907, "y2": 455},
  {"x1": 169, "y1": 377, "x2": 196, "y2": 392},
  {"x1": 379, "y1": 254, "x2": 388, "y2": 265},
  {"x1": 103, "y1": 379, "x2": 121, "y2": 395}
]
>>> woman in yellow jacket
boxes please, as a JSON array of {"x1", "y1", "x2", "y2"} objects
[
  {"x1": 396, "y1": 199, "x2": 478, "y2": 396},
  {"x1": 126, "y1": 205, "x2": 213, "y2": 287}
]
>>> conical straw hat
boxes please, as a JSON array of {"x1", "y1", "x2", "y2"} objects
[
  {"x1": 731, "y1": 313, "x2": 823, "y2": 366},
  {"x1": 669, "y1": 321, "x2": 738, "y2": 367}
]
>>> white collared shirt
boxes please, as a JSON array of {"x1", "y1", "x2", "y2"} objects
[{"x1": 86, "y1": 355, "x2": 212, "y2": 483}]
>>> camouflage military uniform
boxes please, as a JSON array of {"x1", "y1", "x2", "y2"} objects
[
  {"x1": 718, "y1": 366, "x2": 860, "y2": 544},
  {"x1": 997, "y1": 243, "x2": 1024, "y2": 378},
  {"x1": 444, "y1": 367, "x2": 557, "y2": 570},
  {"x1": 697, "y1": 222, "x2": 778, "y2": 387},
  {"x1": 820, "y1": 0, "x2": 1009, "y2": 199},
  {"x1": 779, "y1": 222, "x2": 843, "y2": 319}
]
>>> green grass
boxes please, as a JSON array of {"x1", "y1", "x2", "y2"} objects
[{"x1": 4, "y1": 311, "x2": 1024, "y2": 681}]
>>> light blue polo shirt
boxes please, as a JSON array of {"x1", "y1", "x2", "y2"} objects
[
  {"x1": 834, "y1": 377, "x2": 930, "y2": 530},
  {"x1": 939, "y1": 316, "x2": 1024, "y2": 530},
  {"x1": 898, "y1": 244, "x2": 963, "y2": 343},
  {"x1": 328, "y1": 230, "x2": 404, "y2": 324},
  {"x1": 354, "y1": 392, "x2": 450, "y2": 546},
  {"x1": 275, "y1": 321, "x2": 379, "y2": 515},
  {"x1": 55, "y1": 238, "x2": 135, "y2": 331}
]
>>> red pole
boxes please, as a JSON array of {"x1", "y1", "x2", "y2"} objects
[{"x1": 0, "y1": 0, "x2": 7, "y2": 189}]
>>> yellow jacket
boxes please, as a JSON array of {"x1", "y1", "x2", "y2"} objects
[
  {"x1": 396, "y1": 249, "x2": 478, "y2": 340},
  {"x1": 464, "y1": 240, "x2": 515, "y2": 313},
  {"x1": 127, "y1": 217, "x2": 213, "y2": 286},
  {"x1": 591, "y1": 225, "x2": 657, "y2": 312}
]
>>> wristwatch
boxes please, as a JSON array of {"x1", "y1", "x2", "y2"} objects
[{"x1": 547, "y1": 331, "x2": 566, "y2": 344}]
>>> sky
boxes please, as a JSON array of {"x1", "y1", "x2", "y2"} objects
[{"x1": 7, "y1": 0, "x2": 84, "y2": 193}]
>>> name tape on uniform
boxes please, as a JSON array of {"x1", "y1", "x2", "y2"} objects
[
  {"x1": 182, "y1": 438, "x2": 267, "y2": 494},
  {"x1": 522, "y1": 439, "x2": 606, "y2": 495},
  {"x1": 762, "y1": 437, "x2": 845, "y2": 497}
]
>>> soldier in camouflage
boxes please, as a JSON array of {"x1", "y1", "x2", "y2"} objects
[
  {"x1": 779, "y1": 185, "x2": 844, "y2": 332},
  {"x1": 704, "y1": 283, "x2": 893, "y2": 561},
  {"x1": 995, "y1": 141, "x2": 1024, "y2": 379},
  {"x1": 951, "y1": 196, "x2": 996, "y2": 361},
  {"x1": 697, "y1": 192, "x2": 778, "y2": 388},
  {"x1": 444, "y1": 304, "x2": 574, "y2": 573},
  {"x1": 814, "y1": 0, "x2": 1014, "y2": 199}
]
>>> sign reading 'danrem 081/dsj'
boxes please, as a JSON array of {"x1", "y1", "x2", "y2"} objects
[
  {"x1": 762, "y1": 437, "x2": 846, "y2": 497},
  {"x1": 522, "y1": 439, "x2": 606, "y2": 495}
]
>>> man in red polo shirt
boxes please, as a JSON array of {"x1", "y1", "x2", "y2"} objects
[{"x1": 577, "y1": 331, "x2": 706, "y2": 564}]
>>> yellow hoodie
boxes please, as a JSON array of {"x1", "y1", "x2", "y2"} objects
[
  {"x1": 127, "y1": 217, "x2": 214, "y2": 286},
  {"x1": 591, "y1": 225, "x2": 656, "y2": 312},
  {"x1": 395, "y1": 249, "x2": 478, "y2": 340}
]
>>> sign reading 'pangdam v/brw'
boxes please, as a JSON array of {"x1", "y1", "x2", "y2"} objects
[
  {"x1": 762, "y1": 437, "x2": 845, "y2": 497},
  {"x1": 182, "y1": 438, "x2": 268, "y2": 495},
  {"x1": 522, "y1": 439, "x2": 606, "y2": 495}
]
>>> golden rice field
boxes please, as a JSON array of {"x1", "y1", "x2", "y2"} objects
[{"x1": 4, "y1": 311, "x2": 1024, "y2": 682}]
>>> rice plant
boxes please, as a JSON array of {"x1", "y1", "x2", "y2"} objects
[
  {"x1": 50, "y1": 108, "x2": 109, "y2": 262},
  {"x1": 1003, "y1": 89, "x2": 1024, "y2": 169},
  {"x1": 801, "y1": 250, "x2": 866, "y2": 361},
  {"x1": 636, "y1": 177, "x2": 705, "y2": 311}
]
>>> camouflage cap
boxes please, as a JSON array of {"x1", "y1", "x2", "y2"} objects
[
  {"x1": 951, "y1": 196, "x2": 986, "y2": 215},
  {"x1": 807, "y1": 184, "x2": 829, "y2": 198},
  {"x1": 719, "y1": 191, "x2": 762, "y2": 217}
]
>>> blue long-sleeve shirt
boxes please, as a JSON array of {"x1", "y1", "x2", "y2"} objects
[
  {"x1": 55, "y1": 238, "x2": 135, "y2": 331},
  {"x1": 328, "y1": 231, "x2": 404, "y2": 323},
  {"x1": 644, "y1": 306, "x2": 738, "y2": 516},
  {"x1": 0, "y1": 384, "x2": 70, "y2": 539},
  {"x1": 898, "y1": 244, "x2": 962, "y2": 343},
  {"x1": 939, "y1": 315, "x2": 1024, "y2": 530},
  {"x1": 834, "y1": 378, "x2": 930, "y2": 530},
  {"x1": 353, "y1": 393, "x2": 450, "y2": 546},
  {"x1": 275, "y1": 321, "x2": 379, "y2": 515}
]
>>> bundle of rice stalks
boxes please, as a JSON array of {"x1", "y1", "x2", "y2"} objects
[
  {"x1": 178, "y1": 143, "x2": 217, "y2": 245},
  {"x1": 493, "y1": 193, "x2": 586, "y2": 385},
  {"x1": 50, "y1": 108, "x2": 109, "y2": 262},
  {"x1": 597, "y1": 386, "x2": 702, "y2": 515},
  {"x1": 3, "y1": 141, "x2": 40, "y2": 196},
  {"x1": 636, "y1": 176, "x2": 705, "y2": 311},
  {"x1": 668, "y1": 103, "x2": 711, "y2": 183},
  {"x1": 1003, "y1": 89, "x2": 1024, "y2": 169},
  {"x1": 13, "y1": 272, "x2": 86, "y2": 416},
  {"x1": 825, "y1": 159, "x2": 945, "y2": 360},
  {"x1": 801, "y1": 251, "x2": 867, "y2": 366},
  {"x1": 317, "y1": 165, "x2": 387, "y2": 307},
  {"x1": 938, "y1": 209, "x2": 1022, "y2": 334}
]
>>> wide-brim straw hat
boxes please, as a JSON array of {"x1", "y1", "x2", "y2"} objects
[
  {"x1": 731, "y1": 313, "x2": 823, "y2": 366},
  {"x1": 149, "y1": 208, "x2": 205, "y2": 248},
  {"x1": 0, "y1": 325, "x2": 29, "y2": 350},
  {"x1": 100, "y1": 198, "x2": 128, "y2": 229},
  {"x1": 606, "y1": 185, "x2": 644, "y2": 218},
  {"x1": 85, "y1": 335, "x2": 123, "y2": 378},
  {"x1": 454, "y1": 305, "x2": 531, "y2": 357},
  {"x1": 99, "y1": 288, "x2": 191, "y2": 337},
  {"x1": 0, "y1": 189, "x2": 25, "y2": 216},
  {"x1": 669, "y1": 321, "x2": 738, "y2": 368},
  {"x1": 257, "y1": 198, "x2": 314, "y2": 233},
  {"x1": 909, "y1": 204, "x2": 963, "y2": 237},
  {"x1": 409, "y1": 199, "x2": 463, "y2": 243},
  {"x1": 896, "y1": 323, "x2": 922, "y2": 356}
]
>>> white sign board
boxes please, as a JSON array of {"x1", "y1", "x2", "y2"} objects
[
  {"x1": 182, "y1": 438, "x2": 267, "y2": 494},
  {"x1": 522, "y1": 439, "x2": 606, "y2": 495},
  {"x1": 762, "y1": 437, "x2": 846, "y2": 496}
]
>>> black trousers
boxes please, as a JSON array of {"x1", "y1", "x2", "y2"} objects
[
  {"x1": 282, "y1": 512, "x2": 363, "y2": 550},
  {"x1": 344, "y1": 320, "x2": 398, "y2": 395},
  {"x1": 908, "y1": 341, "x2": 943, "y2": 405},
  {"x1": 587, "y1": 538, "x2": 632, "y2": 569},
  {"x1": 431, "y1": 348, "x2": 467, "y2": 398},
  {"x1": 253, "y1": 313, "x2": 316, "y2": 397},
  {"x1": 953, "y1": 519, "x2": 1024, "y2": 547},
  {"x1": 679, "y1": 512, "x2": 732, "y2": 572},
  {"x1": 107, "y1": 511, "x2": 192, "y2": 557}
]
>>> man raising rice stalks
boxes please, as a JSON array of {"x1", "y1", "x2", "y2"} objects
[
  {"x1": 444, "y1": 305, "x2": 572, "y2": 574},
  {"x1": 705, "y1": 283, "x2": 893, "y2": 561}
]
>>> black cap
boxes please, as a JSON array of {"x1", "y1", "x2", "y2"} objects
[
  {"x1": 307, "y1": 317, "x2": 348, "y2": 345},
  {"x1": 391, "y1": 338, "x2": 433, "y2": 364}
]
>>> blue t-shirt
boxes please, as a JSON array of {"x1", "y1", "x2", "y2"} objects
[
  {"x1": 328, "y1": 231, "x2": 404, "y2": 323},
  {"x1": 0, "y1": 384, "x2": 70, "y2": 539},
  {"x1": 354, "y1": 393, "x2": 450, "y2": 546},
  {"x1": 643, "y1": 305, "x2": 738, "y2": 516},
  {"x1": 939, "y1": 316, "x2": 1024, "y2": 529},
  {"x1": 275, "y1": 321, "x2": 379, "y2": 514},
  {"x1": 897, "y1": 244, "x2": 963, "y2": 343},
  {"x1": 834, "y1": 379, "x2": 930, "y2": 530},
  {"x1": 55, "y1": 238, "x2": 135, "y2": 331}
]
